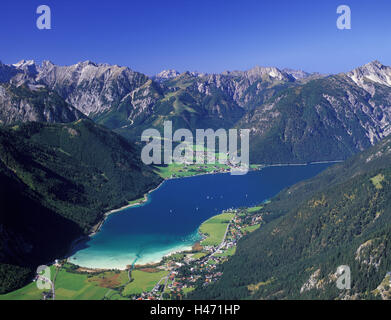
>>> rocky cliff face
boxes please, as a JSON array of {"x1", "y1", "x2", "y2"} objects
[
  {"x1": 346, "y1": 60, "x2": 391, "y2": 92},
  {"x1": 0, "y1": 60, "x2": 150, "y2": 127},
  {"x1": 0, "y1": 83, "x2": 85, "y2": 125},
  {"x1": 35, "y1": 60, "x2": 149, "y2": 116}
]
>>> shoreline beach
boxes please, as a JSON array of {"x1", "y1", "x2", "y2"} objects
[{"x1": 66, "y1": 161, "x2": 339, "y2": 271}]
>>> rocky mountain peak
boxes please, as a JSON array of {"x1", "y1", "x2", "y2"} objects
[
  {"x1": 41, "y1": 60, "x2": 55, "y2": 68},
  {"x1": 248, "y1": 65, "x2": 282, "y2": 77},
  {"x1": 347, "y1": 60, "x2": 391, "y2": 88},
  {"x1": 33, "y1": 60, "x2": 149, "y2": 116},
  {"x1": 12, "y1": 59, "x2": 36, "y2": 69},
  {"x1": 221, "y1": 66, "x2": 291, "y2": 83},
  {"x1": 282, "y1": 68, "x2": 310, "y2": 80},
  {"x1": 12, "y1": 60, "x2": 38, "y2": 77},
  {"x1": 154, "y1": 69, "x2": 180, "y2": 81},
  {"x1": 367, "y1": 60, "x2": 384, "y2": 68}
]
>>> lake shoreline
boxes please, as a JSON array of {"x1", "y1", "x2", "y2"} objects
[
  {"x1": 91, "y1": 159, "x2": 342, "y2": 237},
  {"x1": 65, "y1": 179, "x2": 166, "y2": 265},
  {"x1": 89, "y1": 179, "x2": 165, "y2": 238},
  {"x1": 66, "y1": 160, "x2": 340, "y2": 271}
]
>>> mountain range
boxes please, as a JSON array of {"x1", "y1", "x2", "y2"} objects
[{"x1": 1, "y1": 59, "x2": 391, "y2": 163}]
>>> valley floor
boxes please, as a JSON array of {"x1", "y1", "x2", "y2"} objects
[{"x1": 0, "y1": 205, "x2": 264, "y2": 300}]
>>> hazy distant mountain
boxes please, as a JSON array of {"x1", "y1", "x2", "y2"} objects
[
  {"x1": 282, "y1": 68, "x2": 325, "y2": 81},
  {"x1": 282, "y1": 68, "x2": 311, "y2": 80}
]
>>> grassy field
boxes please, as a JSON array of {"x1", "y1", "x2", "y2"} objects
[
  {"x1": 215, "y1": 246, "x2": 236, "y2": 257},
  {"x1": 199, "y1": 213, "x2": 234, "y2": 246},
  {"x1": 0, "y1": 281, "x2": 43, "y2": 300},
  {"x1": 192, "y1": 252, "x2": 208, "y2": 260},
  {"x1": 0, "y1": 265, "x2": 58, "y2": 300},
  {"x1": 50, "y1": 269, "x2": 108, "y2": 300},
  {"x1": 122, "y1": 270, "x2": 168, "y2": 296},
  {"x1": 87, "y1": 270, "x2": 129, "y2": 289},
  {"x1": 242, "y1": 224, "x2": 261, "y2": 233},
  {"x1": 128, "y1": 197, "x2": 146, "y2": 206},
  {"x1": 105, "y1": 291, "x2": 129, "y2": 300},
  {"x1": 155, "y1": 163, "x2": 230, "y2": 179},
  {"x1": 247, "y1": 205, "x2": 263, "y2": 213},
  {"x1": 0, "y1": 266, "x2": 130, "y2": 300}
]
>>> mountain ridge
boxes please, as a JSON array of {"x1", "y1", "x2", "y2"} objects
[{"x1": 1, "y1": 59, "x2": 391, "y2": 164}]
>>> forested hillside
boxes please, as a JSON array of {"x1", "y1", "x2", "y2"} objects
[
  {"x1": 0, "y1": 119, "x2": 162, "y2": 293},
  {"x1": 190, "y1": 136, "x2": 391, "y2": 299}
]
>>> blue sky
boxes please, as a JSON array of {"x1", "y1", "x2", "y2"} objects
[{"x1": 1, "y1": 0, "x2": 390, "y2": 75}]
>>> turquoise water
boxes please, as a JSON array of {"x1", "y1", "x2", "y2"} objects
[{"x1": 70, "y1": 164, "x2": 331, "y2": 269}]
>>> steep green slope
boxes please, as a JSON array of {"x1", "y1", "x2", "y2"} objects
[
  {"x1": 190, "y1": 136, "x2": 391, "y2": 299},
  {"x1": 240, "y1": 75, "x2": 391, "y2": 164},
  {"x1": 0, "y1": 119, "x2": 162, "y2": 293},
  {"x1": 116, "y1": 67, "x2": 391, "y2": 165},
  {"x1": 115, "y1": 73, "x2": 246, "y2": 139}
]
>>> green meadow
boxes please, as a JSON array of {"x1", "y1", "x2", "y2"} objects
[
  {"x1": 215, "y1": 246, "x2": 236, "y2": 257},
  {"x1": 155, "y1": 163, "x2": 230, "y2": 179},
  {"x1": 242, "y1": 224, "x2": 260, "y2": 233},
  {"x1": 0, "y1": 281, "x2": 43, "y2": 300},
  {"x1": 199, "y1": 213, "x2": 234, "y2": 246},
  {"x1": 192, "y1": 252, "x2": 208, "y2": 260},
  {"x1": 122, "y1": 270, "x2": 168, "y2": 296},
  {"x1": 247, "y1": 205, "x2": 263, "y2": 213},
  {"x1": 0, "y1": 266, "x2": 130, "y2": 300}
]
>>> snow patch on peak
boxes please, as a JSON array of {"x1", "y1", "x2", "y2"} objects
[
  {"x1": 13, "y1": 60, "x2": 36, "y2": 68},
  {"x1": 154, "y1": 69, "x2": 180, "y2": 81}
]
